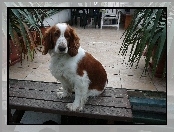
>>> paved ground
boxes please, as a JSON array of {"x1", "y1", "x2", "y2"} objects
[{"x1": 9, "y1": 25, "x2": 166, "y2": 92}]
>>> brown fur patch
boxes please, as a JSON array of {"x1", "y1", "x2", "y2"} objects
[
  {"x1": 67, "y1": 25, "x2": 80, "y2": 57},
  {"x1": 42, "y1": 26, "x2": 60, "y2": 55},
  {"x1": 77, "y1": 52, "x2": 107, "y2": 91}
]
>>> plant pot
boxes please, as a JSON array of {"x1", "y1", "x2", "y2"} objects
[
  {"x1": 9, "y1": 39, "x2": 22, "y2": 66},
  {"x1": 143, "y1": 44, "x2": 166, "y2": 78},
  {"x1": 149, "y1": 53, "x2": 166, "y2": 78},
  {"x1": 149, "y1": 46, "x2": 166, "y2": 78}
]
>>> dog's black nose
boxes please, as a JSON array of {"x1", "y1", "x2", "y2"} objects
[{"x1": 58, "y1": 46, "x2": 66, "y2": 52}]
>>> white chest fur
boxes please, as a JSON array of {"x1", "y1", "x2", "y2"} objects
[{"x1": 49, "y1": 47, "x2": 85, "y2": 81}]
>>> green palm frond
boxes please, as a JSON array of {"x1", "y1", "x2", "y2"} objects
[{"x1": 119, "y1": 9, "x2": 166, "y2": 77}]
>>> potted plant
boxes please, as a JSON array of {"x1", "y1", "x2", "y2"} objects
[
  {"x1": 8, "y1": 8, "x2": 62, "y2": 66},
  {"x1": 9, "y1": 9, "x2": 37, "y2": 65},
  {"x1": 119, "y1": 9, "x2": 166, "y2": 78}
]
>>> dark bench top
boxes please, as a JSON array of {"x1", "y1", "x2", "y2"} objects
[{"x1": 9, "y1": 79, "x2": 133, "y2": 122}]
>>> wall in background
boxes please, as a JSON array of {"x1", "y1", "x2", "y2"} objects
[{"x1": 43, "y1": 9, "x2": 71, "y2": 26}]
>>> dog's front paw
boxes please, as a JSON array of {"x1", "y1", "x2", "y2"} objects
[
  {"x1": 57, "y1": 92, "x2": 71, "y2": 99},
  {"x1": 66, "y1": 103, "x2": 83, "y2": 111}
]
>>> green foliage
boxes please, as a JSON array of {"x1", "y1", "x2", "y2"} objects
[
  {"x1": 119, "y1": 9, "x2": 166, "y2": 77},
  {"x1": 9, "y1": 8, "x2": 61, "y2": 61}
]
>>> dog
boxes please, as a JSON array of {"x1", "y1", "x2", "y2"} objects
[{"x1": 42, "y1": 23, "x2": 107, "y2": 111}]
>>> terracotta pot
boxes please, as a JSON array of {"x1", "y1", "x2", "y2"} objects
[
  {"x1": 149, "y1": 46, "x2": 166, "y2": 78},
  {"x1": 9, "y1": 39, "x2": 21, "y2": 66},
  {"x1": 143, "y1": 43, "x2": 166, "y2": 78}
]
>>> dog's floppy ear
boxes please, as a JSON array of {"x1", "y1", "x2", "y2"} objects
[
  {"x1": 67, "y1": 25, "x2": 80, "y2": 57},
  {"x1": 42, "y1": 27, "x2": 54, "y2": 55}
]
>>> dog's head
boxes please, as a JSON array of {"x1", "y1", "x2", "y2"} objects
[{"x1": 42, "y1": 23, "x2": 80, "y2": 57}]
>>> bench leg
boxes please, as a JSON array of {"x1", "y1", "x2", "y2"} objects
[
  {"x1": 9, "y1": 110, "x2": 25, "y2": 124},
  {"x1": 9, "y1": 109, "x2": 13, "y2": 123},
  {"x1": 107, "y1": 120, "x2": 115, "y2": 124}
]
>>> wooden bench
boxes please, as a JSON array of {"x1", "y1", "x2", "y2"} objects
[{"x1": 8, "y1": 79, "x2": 133, "y2": 124}]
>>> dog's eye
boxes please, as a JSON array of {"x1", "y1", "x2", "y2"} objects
[
  {"x1": 65, "y1": 34, "x2": 70, "y2": 39},
  {"x1": 54, "y1": 32, "x2": 59, "y2": 36}
]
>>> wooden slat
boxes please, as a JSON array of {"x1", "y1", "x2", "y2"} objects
[
  {"x1": 10, "y1": 80, "x2": 61, "y2": 91},
  {"x1": 100, "y1": 88, "x2": 128, "y2": 98},
  {"x1": 10, "y1": 80, "x2": 128, "y2": 98},
  {"x1": 9, "y1": 88, "x2": 131, "y2": 108}
]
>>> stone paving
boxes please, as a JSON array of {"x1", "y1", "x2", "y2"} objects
[{"x1": 9, "y1": 26, "x2": 166, "y2": 92}]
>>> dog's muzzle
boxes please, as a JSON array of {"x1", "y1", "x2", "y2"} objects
[{"x1": 58, "y1": 46, "x2": 66, "y2": 52}]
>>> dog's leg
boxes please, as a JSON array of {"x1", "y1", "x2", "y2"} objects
[
  {"x1": 66, "y1": 84, "x2": 88, "y2": 111},
  {"x1": 56, "y1": 78, "x2": 72, "y2": 99},
  {"x1": 66, "y1": 71, "x2": 90, "y2": 111}
]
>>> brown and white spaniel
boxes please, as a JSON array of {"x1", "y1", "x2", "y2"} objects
[{"x1": 42, "y1": 23, "x2": 107, "y2": 111}]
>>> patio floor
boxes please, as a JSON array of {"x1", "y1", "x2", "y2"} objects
[{"x1": 9, "y1": 26, "x2": 166, "y2": 92}]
